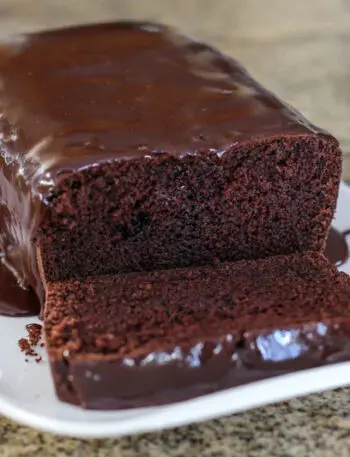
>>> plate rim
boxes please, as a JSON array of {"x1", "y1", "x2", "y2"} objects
[{"x1": 1, "y1": 362, "x2": 350, "y2": 438}]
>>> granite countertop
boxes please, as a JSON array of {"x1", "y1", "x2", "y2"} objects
[{"x1": 1, "y1": 1, "x2": 350, "y2": 455}]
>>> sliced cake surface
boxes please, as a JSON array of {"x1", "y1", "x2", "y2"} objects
[
  {"x1": 45, "y1": 253, "x2": 350, "y2": 409},
  {"x1": 0, "y1": 22, "x2": 341, "y2": 307}
]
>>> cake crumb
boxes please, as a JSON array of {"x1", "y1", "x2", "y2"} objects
[
  {"x1": 26, "y1": 323, "x2": 42, "y2": 346},
  {"x1": 18, "y1": 323, "x2": 43, "y2": 362}
]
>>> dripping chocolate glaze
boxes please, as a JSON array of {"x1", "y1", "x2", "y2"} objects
[
  {"x1": 325, "y1": 227, "x2": 349, "y2": 266},
  {"x1": 0, "y1": 22, "x2": 340, "y2": 315},
  {"x1": 0, "y1": 227, "x2": 348, "y2": 317},
  {"x1": 0, "y1": 263, "x2": 39, "y2": 316}
]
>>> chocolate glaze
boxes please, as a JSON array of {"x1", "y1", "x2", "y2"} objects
[
  {"x1": 0, "y1": 22, "x2": 337, "y2": 304},
  {"x1": 64, "y1": 319, "x2": 350, "y2": 409},
  {"x1": 325, "y1": 227, "x2": 349, "y2": 266},
  {"x1": 0, "y1": 261, "x2": 39, "y2": 316}
]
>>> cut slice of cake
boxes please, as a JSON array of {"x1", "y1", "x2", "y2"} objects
[
  {"x1": 0, "y1": 22, "x2": 341, "y2": 306},
  {"x1": 44, "y1": 253, "x2": 350, "y2": 409}
]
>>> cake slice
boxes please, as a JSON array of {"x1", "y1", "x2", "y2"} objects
[
  {"x1": 44, "y1": 253, "x2": 350, "y2": 409},
  {"x1": 0, "y1": 22, "x2": 341, "y2": 306}
]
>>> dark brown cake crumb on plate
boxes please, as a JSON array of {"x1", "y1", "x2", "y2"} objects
[{"x1": 18, "y1": 323, "x2": 43, "y2": 362}]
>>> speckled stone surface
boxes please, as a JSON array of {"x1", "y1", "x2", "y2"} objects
[
  {"x1": 2, "y1": 390, "x2": 350, "y2": 456},
  {"x1": 1, "y1": 1, "x2": 350, "y2": 455}
]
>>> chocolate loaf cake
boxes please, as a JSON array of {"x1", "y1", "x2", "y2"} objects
[
  {"x1": 45, "y1": 253, "x2": 350, "y2": 409},
  {"x1": 0, "y1": 22, "x2": 341, "y2": 306}
]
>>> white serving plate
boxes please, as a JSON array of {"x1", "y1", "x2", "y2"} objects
[{"x1": 0, "y1": 183, "x2": 350, "y2": 439}]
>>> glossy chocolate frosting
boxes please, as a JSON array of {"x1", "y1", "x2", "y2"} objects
[
  {"x1": 64, "y1": 319, "x2": 350, "y2": 409},
  {"x1": 0, "y1": 22, "x2": 339, "y2": 312},
  {"x1": 0, "y1": 21, "x2": 326, "y2": 182},
  {"x1": 325, "y1": 227, "x2": 349, "y2": 266},
  {"x1": 0, "y1": 262, "x2": 39, "y2": 316}
]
